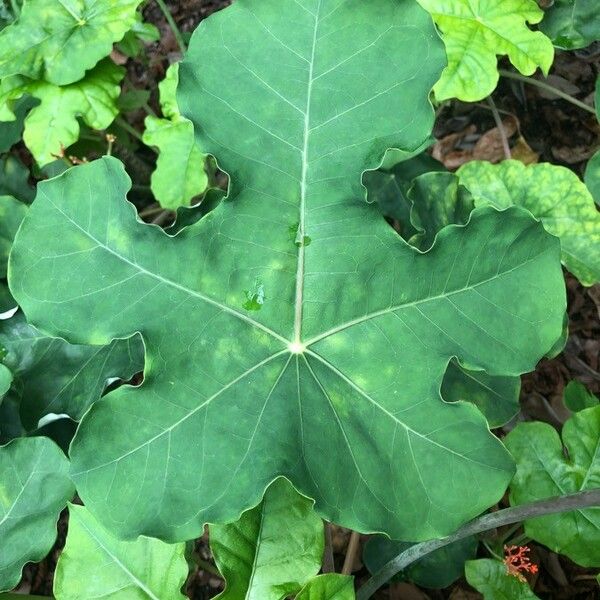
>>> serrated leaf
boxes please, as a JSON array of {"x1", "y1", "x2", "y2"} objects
[
  {"x1": 0, "y1": 195, "x2": 27, "y2": 277},
  {"x1": 539, "y1": 0, "x2": 600, "y2": 50},
  {"x1": 296, "y1": 575, "x2": 355, "y2": 600},
  {"x1": 0, "y1": 0, "x2": 143, "y2": 85},
  {"x1": 465, "y1": 559, "x2": 540, "y2": 600},
  {"x1": 0, "y1": 155, "x2": 34, "y2": 203},
  {"x1": 54, "y1": 504, "x2": 188, "y2": 600},
  {"x1": 443, "y1": 360, "x2": 520, "y2": 428},
  {"x1": 563, "y1": 381, "x2": 599, "y2": 413},
  {"x1": 363, "y1": 534, "x2": 477, "y2": 589},
  {"x1": 211, "y1": 478, "x2": 324, "y2": 600},
  {"x1": 0, "y1": 311, "x2": 143, "y2": 429},
  {"x1": 0, "y1": 436, "x2": 75, "y2": 591},
  {"x1": 143, "y1": 63, "x2": 208, "y2": 209},
  {"x1": 10, "y1": 0, "x2": 566, "y2": 543},
  {"x1": 457, "y1": 160, "x2": 600, "y2": 286},
  {"x1": 505, "y1": 406, "x2": 600, "y2": 567},
  {"x1": 0, "y1": 59, "x2": 124, "y2": 166},
  {"x1": 417, "y1": 0, "x2": 554, "y2": 101}
]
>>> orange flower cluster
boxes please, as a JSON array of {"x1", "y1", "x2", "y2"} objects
[{"x1": 503, "y1": 545, "x2": 539, "y2": 582}]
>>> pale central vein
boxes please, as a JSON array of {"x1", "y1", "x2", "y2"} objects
[{"x1": 293, "y1": 0, "x2": 321, "y2": 344}]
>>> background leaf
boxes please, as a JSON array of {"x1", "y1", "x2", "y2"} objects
[
  {"x1": 0, "y1": 436, "x2": 74, "y2": 592},
  {"x1": 416, "y1": 0, "x2": 554, "y2": 101},
  {"x1": 0, "y1": 155, "x2": 34, "y2": 202},
  {"x1": 0, "y1": 0, "x2": 143, "y2": 85},
  {"x1": 563, "y1": 380, "x2": 598, "y2": 413},
  {"x1": 465, "y1": 559, "x2": 540, "y2": 599},
  {"x1": 54, "y1": 504, "x2": 188, "y2": 600},
  {"x1": 0, "y1": 195, "x2": 27, "y2": 277},
  {"x1": 505, "y1": 405, "x2": 600, "y2": 566},
  {"x1": 539, "y1": 0, "x2": 600, "y2": 50},
  {"x1": 458, "y1": 160, "x2": 600, "y2": 285},
  {"x1": 211, "y1": 478, "x2": 324, "y2": 600}
]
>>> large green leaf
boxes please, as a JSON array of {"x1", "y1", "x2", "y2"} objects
[
  {"x1": 0, "y1": 311, "x2": 143, "y2": 430},
  {"x1": 0, "y1": 0, "x2": 143, "y2": 86},
  {"x1": 211, "y1": 478, "x2": 324, "y2": 600},
  {"x1": 142, "y1": 63, "x2": 208, "y2": 210},
  {"x1": 10, "y1": 0, "x2": 566, "y2": 543},
  {"x1": 0, "y1": 195, "x2": 27, "y2": 277},
  {"x1": 363, "y1": 534, "x2": 477, "y2": 589},
  {"x1": 0, "y1": 59, "x2": 124, "y2": 166},
  {"x1": 296, "y1": 575, "x2": 355, "y2": 600},
  {"x1": 539, "y1": 0, "x2": 600, "y2": 50},
  {"x1": 417, "y1": 0, "x2": 554, "y2": 101},
  {"x1": 465, "y1": 559, "x2": 540, "y2": 600},
  {"x1": 54, "y1": 504, "x2": 188, "y2": 600},
  {"x1": 458, "y1": 160, "x2": 600, "y2": 286},
  {"x1": 0, "y1": 436, "x2": 74, "y2": 591},
  {"x1": 505, "y1": 406, "x2": 600, "y2": 567}
]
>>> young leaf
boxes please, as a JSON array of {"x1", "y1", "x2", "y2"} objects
[
  {"x1": 142, "y1": 63, "x2": 208, "y2": 209},
  {"x1": 505, "y1": 406, "x2": 600, "y2": 567},
  {"x1": 0, "y1": 59, "x2": 124, "y2": 166},
  {"x1": 563, "y1": 381, "x2": 599, "y2": 413},
  {"x1": 0, "y1": 436, "x2": 75, "y2": 592},
  {"x1": 539, "y1": 0, "x2": 600, "y2": 50},
  {"x1": 363, "y1": 534, "x2": 477, "y2": 589},
  {"x1": 417, "y1": 0, "x2": 554, "y2": 101},
  {"x1": 0, "y1": 312, "x2": 144, "y2": 430},
  {"x1": 10, "y1": 0, "x2": 566, "y2": 543},
  {"x1": 0, "y1": 0, "x2": 143, "y2": 85},
  {"x1": 0, "y1": 195, "x2": 27, "y2": 277},
  {"x1": 296, "y1": 575, "x2": 355, "y2": 600},
  {"x1": 210, "y1": 478, "x2": 324, "y2": 600},
  {"x1": 465, "y1": 559, "x2": 540, "y2": 600},
  {"x1": 457, "y1": 160, "x2": 600, "y2": 286},
  {"x1": 54, "y1": 504, "x2": 188, "y2": 600}
]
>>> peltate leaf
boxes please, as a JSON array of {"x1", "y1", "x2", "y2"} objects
[
  {"x1": 0, "y1": 195, "x2": 27, "y2": 277},
  {"x1": 0, "y1": 155, "x2": 34, "y2": 203},
  {"x1": 0, "y1": 436, "x2": 74, "y2": 591},
  {"x1": 458, "y1": 160, "x2": 600, "y2": 285},
  {"x1": 142, "y1": 63, "x2": 208, "y2": 209},
  {"x1": 0, "y1": 59, "x2": 124, "y2": 166},
  {"x1": 211, "y1": 478, "x2": 324, "y2": 600},
  {"x1": 0, "y1": 0, "x2": 143, "y2": 85},
  {"x1": 54, "y1": 504, "x2": 188, "y2": 600},
  {"x1": 363, "y1": 534, "x2": 477, "y2": 589},
  {"x1": 0, "y1": 311, "x2": 143, "y2": 429},
  {"x1": 296, "y1": 575, "x2": 355, "y2": 600},
  {"x1": 10, "y1": 0, "x2": 566, "y2": 543},
  {"x1": 417, "y1": 0, "x2": 554, "y2": 101},
  {"x1": 505, "y1": 405, "x2": 600, "y2": 567},
  {"x1": 465, "y1": 559, "x2": 540, "y2": 599},
  {"x1": 563, "y1": 380, "x2": 599, "y2": 413},
  {"x1": 539, "y1": 0, "x2": 600, "y2": 50}
]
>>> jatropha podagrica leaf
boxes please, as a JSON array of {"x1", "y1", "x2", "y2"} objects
[{"x1": 10, "y1": 0, "x2": 566, "y2": 543}]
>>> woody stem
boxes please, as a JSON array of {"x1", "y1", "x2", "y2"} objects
[{"x1": 356, "y1": 489, "x2": 600, "y2": 600}]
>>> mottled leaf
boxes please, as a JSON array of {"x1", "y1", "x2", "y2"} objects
[
  {"x1": 0, "y1": 311, "x2": 143, "y2": 429},
  {"x1": 505, "y1": 406, "x2": 600, "y2": 567},
  {"x1": 296, "y1": 575, "x2": 355, "y2": 600},
  {"x1": 0, "y1": 0, "x2": 143, "y2": 85},
  {"x1": 10, "y1": 0, "x2": 565, "y2": 543},
  {"x1": 458, "y1": 160, "x2": 600, "y2": 285},
  {"x1": 0, "y1": 59, "x2": 124, "y2": 166},
  {"x1": 417, "y1": 0, "x2": 554, "y2": 101},
  {"x1": 0, "y1": 436, "x2": 74, "y2": 591},
  {"x1": 211, "y1": 478, "x2": 323, "y2": 600},
  {"x1": 539, "y1": 0, "x2": 600, "y2": 50},
  {"x1": 54, "y1": 504, "x2": 187, "y2": 600},
  {"x1": 143, "y1": 63, "x2": 208, "y2": 209},
  {"x1": 465, "y1": 559, "x2": 540, "y2": 599},
  {"x1": 363, "y1": 534, "x2": 477, "y2": 589}
]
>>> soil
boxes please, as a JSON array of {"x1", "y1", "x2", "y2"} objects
[{"x1": 12, "y1": 1, "x2": 600, "y2": 598}]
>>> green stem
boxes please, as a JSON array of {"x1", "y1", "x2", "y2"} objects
[
  {"x1": 114, "y1": 117, "x2": 158, "y2": 155},
  {"x1": 154, "y1": 0, "x2": 186, "y2": 54},
  {"x1": 486, "y1": 95, "x2": 511, "y2": 160},
  {"x1": 498, "y1": 69, "x2": 596, "y2": 116},
  {"x1": 356, "y1": 489, "x2": 600, "y2": 600}
]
